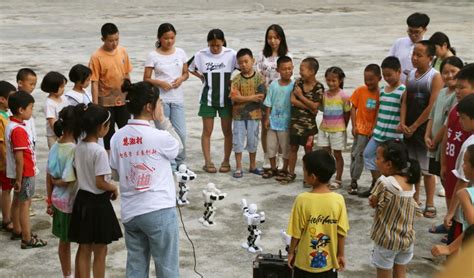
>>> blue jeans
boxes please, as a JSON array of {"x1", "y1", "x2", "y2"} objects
[
  {"x1": 155, "y1": 102, "x2": 186, "y2": 169},
  {"x1": 363, "y1": 137, "x2": 380, "y2": 171},
  {"x1": 123, "y1": 207, "x2": 179, "y2": 278}
]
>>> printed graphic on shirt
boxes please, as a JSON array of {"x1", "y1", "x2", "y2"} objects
[
  {"x1": 127, "y1": 163, "x2": 155, "y2": 192},
  {"x1": 366, "y1": 98, "x2": 377, "y2": 109},
  {"x1": 308, "y1": 228, "x2": 331, "y2": 269}
]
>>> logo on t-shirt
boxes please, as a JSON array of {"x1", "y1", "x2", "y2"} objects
[
  {"x1": 205, "y1": 62, "x2": 225, "y2": 71},
  {"x1": 309, "y1": 233, "x2": 331, "y2": 269},
  {"x1": 127, "y1": 162, "x2": 155, "y2": 192},
  {"x1": 366, "y1": 98, "x2": 377, "y2": 110}
]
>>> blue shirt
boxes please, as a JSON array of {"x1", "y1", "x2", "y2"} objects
[{"x1": 263, "y1": 80, "x2": 294, "y2": 131}]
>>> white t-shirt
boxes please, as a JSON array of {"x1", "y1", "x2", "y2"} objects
[
  {"x1": 75, "y1": 141, "x2": 111, "y2": 194},
  {"x1": 453, "y1": 134, "x2": 474, "y2": 182},
  {"x1": 44, "y1": 95, "x2": 68, "y2": 137},
  {"x1": 144, "y1": 48, "x2": 188, "y2": 104},
  {"x1": 110, "y1": 119, "x2": 180, "y2": 223},
  {"x1": 388, "y1": 37, "x2": 417, "y2": 84},
  {"x1": 64, "y1": 89, "x2": 92, "y2": 106},
  {"x1": 256, "y1": 52, "x2": 293, "y2": 86},
  {"x1": 24, "y1": 117, "x2": 36, "y2": 144}
]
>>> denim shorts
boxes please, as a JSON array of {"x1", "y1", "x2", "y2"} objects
[
  {"x1": 232, "y1": 120, "x2": 260, "y2": 153},
  {"x1": 372, "y1": 244, "x2": 414, "y2": 269}
]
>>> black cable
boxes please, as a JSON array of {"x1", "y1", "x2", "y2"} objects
[{"x1": 177, "y1": 203, "x2": 204, "y2": 278}]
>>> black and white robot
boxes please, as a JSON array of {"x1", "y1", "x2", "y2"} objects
[
  {"x1": 198, "y1": 183, "x2": 226, "y2": 227},
  {"x1": 280, "y1": 229, "x2": 291, "y2": 255},
  {"x1": 175, "y1": 164, "x2": 196, "y2": 206},
  {"x1": 241, "y1": 199, "x2": 265, "y2": 253}
]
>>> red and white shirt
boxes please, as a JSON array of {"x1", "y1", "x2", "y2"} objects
[{"x1": 6, "y1": 117, "x2": 36, "y2": 178}]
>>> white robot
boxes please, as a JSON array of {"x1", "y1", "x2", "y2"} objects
[
  {"x1": 280, "y1": 230, "x2": 291, "y2": 255},
  {"x1": 175, "y1": 164, "x2": 196, "y2": 206},
  {"x1": 198, "y1": 183, "x2": 226, "y2": 227},
  {"x1": 241, "y1": 199, "x2": 265, "y2": 253}
]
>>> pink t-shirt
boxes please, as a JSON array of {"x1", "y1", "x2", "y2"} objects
[{"x1": 320, "y1": 90, "x2": 351, "y2": 133}]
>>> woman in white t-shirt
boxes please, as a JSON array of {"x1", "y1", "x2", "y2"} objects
[
  {"x1": 110, "y1": 80, "x2": 182, "y2": 278},
  {"x1": 143, "y1": 23, "x2": 188, "y2": 170}
]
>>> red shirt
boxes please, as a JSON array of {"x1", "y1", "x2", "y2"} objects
[
  {"x1": 6, "y1": 117, "x2": 36, "y2": 178},
  {"x1": 444, "y1": 105, "x2": 470, "y2": 198}
]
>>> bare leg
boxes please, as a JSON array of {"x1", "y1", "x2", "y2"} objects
[
  {"x1": 11, "y1": 195, "x2": 20, "y2": 234},
  {"x1": 76, "y1": 244, "x2": 92, "y2": 278},
  {"x1": 376, "y1": 268, "x2": 392, "y2": 278},
  {"x1": 288, "y1": 145, "x2": 299, "y2": 175},
  {"x1": 393, "y1": 264, "x2": 407, "y2": 278},
  {"x1": 261, "y1": 117, "x2": 268, "y2": 154},
  {"x1": 269, "y1": 157, "x2": 277, "y2": 170},
  {"x1": 92, "y1": 244, "x2": 108, "y2": 278},
  {"x1": 58, "y1": 240, "x2": 72, "y2": 276},
  {"x1": 201, "y1": 117, "x2": 215, "y2": 165},
  {"x1": 1, "y1": 189, "x2": 12, "y2": 228},
  {"x1": 221, "y1": 117, "x2": 233, "y2": 165},
  {"x1": 249, "y1": 152, "x2": 256, "y2": 170},
  {"x1": 424, "y1": 174, "x2": 436, "y2": 207},
  {"x1": 333, "y1": 150, "x2": 343, "y2": 182},
  {"x1": 235, "y1": 152, "x2": 242, "y2": 170},
  {"x1": 281, "y1": 158, "x2": 289, "y2": 173},
  {"x1": 19, "y1": 199, "x2": 31, "y2": 241},
  {"x1": 414, "y1": 181, "x2": 420, "y2": 205}
]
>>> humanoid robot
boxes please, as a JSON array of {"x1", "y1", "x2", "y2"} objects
[
  {"x1": 198, "y1": 183, "x2": 226, "y2": 226},
  {"x1": 241, "y1": 199, "x2": 265, "y2": 253},
  {"x1": 174, "y1": 164, "x2": 196, "y2": 206},
  {"x1": 280, "y1": 230, "x2": 291, "y2": 255}
]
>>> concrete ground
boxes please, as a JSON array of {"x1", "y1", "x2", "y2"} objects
[{"x1": 0, "y1": 0, "x2": 473, "y2": 277}]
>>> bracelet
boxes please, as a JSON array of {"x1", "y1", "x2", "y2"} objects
[{"x1": 45, "y1": 197, "x2": 52, "y2": 206}]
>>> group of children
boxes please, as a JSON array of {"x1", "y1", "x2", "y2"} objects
[{"x1": 0, "y1": 11, "x2": 473, "y2": 278}]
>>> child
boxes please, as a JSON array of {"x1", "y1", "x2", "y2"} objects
[
  {"x1": 89, "y1": 22, "x2": 133, "y2": 151},
  {"x1": 389, "y1": 12, "x2": 430, "y2": 83},
  {"x1": 318, "y1": 67, "x2": 351, "y2": 189},
  {"x1": 262, "y1": 56, "x2": 294, "y2": 179},
  {"x1": 424, "y1": 56, "x2": 463, "y2": 204},
  {"x1": 46, "y1": 106, "x2": 80, "y2": 278},
  {"x1": 189, "y1": 28, "x2": 237, "y2": 173},
  {"x1": 429, "y1": 32, "x2": 456, "y2": 72},
  {"x1": 360, "y1": 57, "x2": 405, "y2": 198},
  {"x1": 400, "y1": 40, "x2": 443, "y2": 217},
  {"x1": 16, "y1": 68, "x2": 38, "y2": 147},
  {"x1": 6, "y1": 91, "x2": 47, "y2": 248},
  {"x1": 69, "y1": 103, "x2": 122, "y2": 277},
  {"x1": 65, "y1": 64, "x2": 92, "y2": 106},
  {"x1": 144, "y1": 23, "x2": 189, "y2": 169},
  {"x1": 287, "y1": 150, "x2": 349, "y2": 277},
  {"x1": 0, "y1": 81, "x2": 16, "y2": 233},
  {"x1": 110, "y1": 80, "x2": 183, "y2": 277},
  {"x1": 369, "y1": 140, "x2": 421, "y2": 278},
  {"x1": 42, "y1": 71, "x2": 68, "y2": 148},
  {"x1": 348, "y1": 64, "x2": 381, "y2": 194},
  {"x1": 256, "y1": 24, "x2": 291, "y2": 169},
  {"x1": 230, "y1": 48, "x2": 266, "y2": 178}
]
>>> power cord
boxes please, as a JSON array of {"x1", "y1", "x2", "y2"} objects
[{"x1": 177, "y1": 203, "x2": 204, "y2": 278}]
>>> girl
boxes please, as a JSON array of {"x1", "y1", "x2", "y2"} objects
[
  {"x1": 189, "y1": 29, "x2": 237, "y2": 173},
  {"x1": 41, "y1": 71, "x2": 68, "y2": 148},
  {"x1": 143, "y1": 23, "x2": 188, "y2": 170},
  {"x1": 65, "y1": 64, "x2": 92, "y2": 106},
  {"x1": 46, "y1": 106, "x2": 81, "y2": 278},
  {"x1": 369, "y1": 140, "x2": 421, "y2": 278},
  {"x1": 318, "y1": 67, "x2": 351, "y2": 189},
  {"x1": 69, "y1": 103, "x2": 122, "y2": 278},
  {"x1": 256, "y1": 24, "x2": 291, "y2": 169},
  {"x1": 429, "y1": 32, "x2": 456, "y2": 72},
  {"x1": 110, "y1": 80, "x2": 182, "y2": 277}
]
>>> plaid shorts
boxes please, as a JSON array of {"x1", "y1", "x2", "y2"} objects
[{"x1": 13, "y1": 177, "x2": 35, "y2": 201}]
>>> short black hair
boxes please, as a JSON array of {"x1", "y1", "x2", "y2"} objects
[
  {"x1": 301, "y1": 57, "x2": 319, "y2": 74},
  {"x1": 69, "y1": 64, "x2": 92, "y2": 84},
  {"x1": 0, "y1": 81, "x2": 16, "y2": 99},
  {"x1": 303, "y1": 150, "x2": 336, "y2": 184},
  {"x1": 41, "y1": 71, "x2": 67, "y2": 93},
  {"x1": 381, "y1": 56, "x2": 401, "y2": 71},
  {"x1": 277, "y1": 56, "x2": 292, "y2": 68},
  {"x1": 406, "y1": 12, "x2": 430, "y2": 28},
  {"x1": 416, "y1": 40, "x2": 436, "y2": 57},
  {"x1": 236, "y1": 48, "x2": 253, "y2": 59},
  {"x1": 458, "y1": 94, "x2": 474, "y2": 119},
  {"x1": 101, "y1": 23, "x2": 119, "y2": 38},
  {"x1": 8, "y1": 91, "x2": 35, "y2": 115},
  {"x1": 16, "y1": 68, "x2": 36, "y2": 82},
  {"x1": 365, "y1": 64, "x2": 382, "y2": 77},
  {"x1": 455, "y1": 63, "x2": 474, "y2": 86},
  {"x1": 207, "y1": 29, "x2": 226, "y2": 46}
]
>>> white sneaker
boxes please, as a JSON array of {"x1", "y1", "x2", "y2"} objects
[
  {"x1": 263, "y1": 153, "x2": 271, "y2": 169},
  {"x1": 438, "y1": 188, "x2": 446, "y2": 197}
]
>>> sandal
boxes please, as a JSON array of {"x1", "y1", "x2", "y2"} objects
[
  {"x1": 423, "y1": 206, "x2": 437, "y2": 218},
  {"x1": 219, "y1": 162, "x2": 231, "y2": 173},
  {"x1": 329, "y1": 180, "x2": 342, "y2": 190},
  {"x1": 429, "y1": 224, "x2": 448, "y2": 234},
  {"x1": 249, "y1": 168, "x2": 264, "y2": 175},
  {"x1": 275, "y1": 171, "x2": 288, "y2": 181},
  {"x1": 280, "y1": 173, "x2": 296, "y2": 185},
  {"x1": 348, "y1": 181, "x2": 358, "y2": 195},
  {"x1": 11, "y1": 231, "x2": 38, "y2": 240},
  {"x1": 2, "y1": 221, "x2": 13, "y2": 233},
  {"x1": 21, "y1": 237, "x2": 47, "y2": 249},
  {"x1": 262, "y1": 169, "x2": 277, "y2": 179},
  {"x1": 233, "y1": 169, "x2": 243, "y2": 178},
  {"x1": 202, "y1": 162, "x2": 217, "y2": 173}
]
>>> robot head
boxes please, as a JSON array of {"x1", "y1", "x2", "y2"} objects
[
  {"x1": 178, "y1": 164, "x2": 187, "y2": 173},
  {"x1": 248, "y1": 203, "x2": 257, "y2": 214}
]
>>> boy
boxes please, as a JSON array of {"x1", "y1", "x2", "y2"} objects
[
  {"x1": 89, "y1": 22, "x2": 133, "y2": 150},
  {"x1": 285, "y1": 57, "x2": 324, "y2": 185},
  {"x1": 287, "y1": 150, "x2": 349, "y2": 277},
  {"x1": 16, "y1": 68, "x2": 37, "y2": 147},
  {"x1": 401, "y1": 40, "x2": 443, "y2": 217},
  {"x1": 0, "y1": 81, "x2": 16, "y2": 232},
  {"x1": 229, "y1": 48, "x2": 266, "y2": 178},
  {"x1": 348, "y1": 64, "x2": 381, "y2": 194},
  {"x1": 262, "y1": 56, "x2": 294, "y2": 179},
  {"x1": 443, "y1": 67, "x2": 474, "y2": 243},
  {"x1": 360, "y1": 57, "x2": 405, "y2": 197},
  {"x1": 389, "y1": 12, "x2": 430, "y2": 83},
  {"x1": 6, "y1": 91, "x2": 47, "y2": 248}
]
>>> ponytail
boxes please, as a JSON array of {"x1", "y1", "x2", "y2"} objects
[
  {"x1": 123, "y1": 80, "x2": 160, "y2": 116},
  {"x1": 155, "y1": 23, "x2": 176, "y2": 49},
  {"x1": 379, "y1": 140, "x2": 421, "y2": 184},
  {"x1": 404, "y1": 158, "x2": 421, "y2": 185},
  {"x1": 53, "y1": 105, "x2": 82, "y2": 140},
  {"x1": 73, "y1": 103, "x2": 110, "y2": 136}
]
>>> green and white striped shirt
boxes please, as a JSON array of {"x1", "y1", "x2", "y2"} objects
[{"x1": 372, "y1": 84, "x2": 405, "y2": 142}]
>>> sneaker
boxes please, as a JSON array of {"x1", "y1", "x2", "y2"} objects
[
  {"x1": 263, "y1": 153, "x2": 271, "y2": 170},
  {"x1": 438, "y1": 188, "x2": 446, "y2": 197}
]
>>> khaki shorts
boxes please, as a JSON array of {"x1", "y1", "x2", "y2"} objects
[
  {"x1": 317, "y1": 130, "x2": 346, "y2": 150},
  {"x1": 267, "y1": 129, "x2": 289, "y2": 159}
]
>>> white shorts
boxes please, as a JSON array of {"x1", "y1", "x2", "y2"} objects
[
  {"x1": 317, "y1": 131, "x2": 346, "y2": 150},
  {"x1": 372, "y1": 244, "x2": 414, "y2": 269}
]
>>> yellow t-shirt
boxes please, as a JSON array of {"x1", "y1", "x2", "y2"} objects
[{"x1": 287, "y1": 192, "x2": 349, "y2": 273}]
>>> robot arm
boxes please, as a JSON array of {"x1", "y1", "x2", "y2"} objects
[{"x1": 259, "y1": 211, "x2": 265, "y2": 223}]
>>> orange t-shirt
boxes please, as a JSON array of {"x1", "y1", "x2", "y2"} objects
[
  {"x1": 349, "y1": 85, "x2": 379, "y2": 136},
  {"x1": 89, "y1": 45, "x2": 133, "y2": 107},
  {"x1": 0, "y1": 112, "x2": 8, "y2": 171}
]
